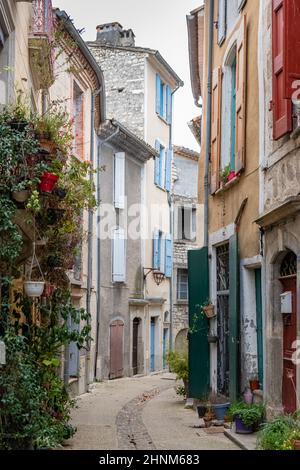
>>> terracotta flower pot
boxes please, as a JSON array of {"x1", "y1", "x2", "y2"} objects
[
  {"x1": 38, "y1": 137, "x2": 57, "y2": 155},
  {"x1": 39, "y1": 172, "x2": 59, "y2": 193},
  {"x1": 249, "y1": 379, "x2": 260, "y2": 392},
  {"x1": 203, "y1": 305, "x2": 215, "y2": 319},
  {"x1": 294, "y1": 440, "x2": 300, "y2": 451}
]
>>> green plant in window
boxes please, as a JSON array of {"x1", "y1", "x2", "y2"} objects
[{"x1": 219, "y1": 164, "x2": 231, "y2": 184}]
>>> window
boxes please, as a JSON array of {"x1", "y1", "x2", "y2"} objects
[
  {"x1": 177, "y1": 269, "x2": 188, "y2": 301},
  {"x1": 154, "y1": 141, "x2": 172, "y2": 191},
  {"x1": 153, "y1": 230, "x2": 172, "y2": 278},
  {"x1": 156, "y1": 74, "x2": 172, "y2": 124},
  {"x1": 272, "y1": 0, "x2": 300, "y2": 140},
  {"x1": 210, "y1": 16, "x2": 247, "y2": 193},
  {"x1": 73, "y1": 81, "x2": 84, "y2": 159},
  {"x1": 218, "y1": 0, "x2": 243, "y2": 46},
  {"x1": 176, "y1": 206, "x2": 196, "y2": 241},
  {"x1": 221, "y1": 49, "x2": 237, "y2": 172},
  {"x1": 112, "y1": 227, "x2": 126, "y2": 282}
]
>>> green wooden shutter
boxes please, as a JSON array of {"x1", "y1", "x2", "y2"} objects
[
  {"x1": 229, "y1": 232, "x2": 240, "y2": 401},
  {"x1": 188, "y1": 247, "x2": 210, "y2": 398}
]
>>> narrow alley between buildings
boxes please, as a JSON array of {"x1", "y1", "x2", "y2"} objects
[{"x1": 64, "y1": 374, "x2": 238, "y2": 451}]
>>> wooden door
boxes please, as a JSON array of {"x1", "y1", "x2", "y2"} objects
[
  {"x1": 280, "y1": 276, "x2": 297, "y2": 414},
  {"x1": 110, "y1": 320, "x2": 124, "y2": 380},
  {"x1": 132, "y1": 318, "x2": 139, "y2": 376}
]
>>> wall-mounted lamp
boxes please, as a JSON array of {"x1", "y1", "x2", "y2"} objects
[{"x1": 143, "y1": 268, "x2": 165, "y2": 286}]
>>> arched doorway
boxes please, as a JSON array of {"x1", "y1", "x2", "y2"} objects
[
  {"x1": 175, "y1": 329, "x2": 189, "y2": 355},
  {"x1": 279, "y1": 251, "x2": 297, "y2": 414},
  {"x1": 132, "y1": 318, "x2": 143, "y2": 375},
  {"x1": 109, "y1": 320, "x2": 124, "y2": 380}
]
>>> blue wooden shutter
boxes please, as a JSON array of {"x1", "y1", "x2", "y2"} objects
[
  {"x1": 153, "y1": 229, "x2": 160, "y2": 269},
  {"x1": 156, "y1": 74, "x2": 161, "y2": 114},
  {"x1": 165, "y1": 234, "x2": 172, "y2": 278},
  {"x1": 154, "y1": 140, "x2": 160, "y2": 185},
  {"x1": 165, "y1": 148, "x2": 172, "y2": 191},
  {"x1": 218, "y1": 0, "x2": 226, "y2": 45},
  {"x1": 166, "y1": 85, "x2": 172, "y2": 124}
]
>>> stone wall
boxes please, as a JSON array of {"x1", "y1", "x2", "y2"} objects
[{"x1": 88, "y1": 44, "x2": 146, "y2": 139}]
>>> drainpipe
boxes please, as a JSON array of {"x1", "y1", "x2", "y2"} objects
[
  {"x1": 86, "y1": 89, "x2": 101, "y2": 385},
  {"x1": 203, "y1": 0, "x2": 214, "y2": 248},
  {"x1": 94, "y1": 124, "x2": 120, "y2": 380}
]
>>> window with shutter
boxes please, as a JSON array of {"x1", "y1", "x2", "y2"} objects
[
  {"x1": 211, "y1": 67, "x2": 222, "y2": 194},
  {"x1": 114, "y1": 152, "x2": 125, "y2": 209},
  {"x1": 272, "y1": 0, "x2": 300, "y2": 140},
  {"x1": 235, "y1": 15, "x2": 247, "y2": 174},
  {"x1": 112, "y1": 228, "x2": 126, "y2": 283},
  {"x1": 165, "y1": 234, "x2": 172, "y2": 278},
  {"x1": 218, "y1": 0, "x2": 227, "y2": 45},
  {"x1": 166, "y1": 85, "x2": 172, "y2": 124}
]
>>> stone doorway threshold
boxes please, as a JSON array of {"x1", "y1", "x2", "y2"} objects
[{"x1": 224, "y1": 428, "x2": 258, "y2": 450}]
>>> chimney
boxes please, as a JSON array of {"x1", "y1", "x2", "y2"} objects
[
  {"x1": 96, "y1": 22, "x2": 135, "y2": 47},
  {"x1": 120, "y1": 29, "x2": 135, "y2": 47}
]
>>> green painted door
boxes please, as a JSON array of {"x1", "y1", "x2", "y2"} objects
[
  {"x1": 188, "y1": 247, "x2": 210, "y2": 399},
  {"x1": 255, "y1": 269, "x2": 264, "y2": 389}
]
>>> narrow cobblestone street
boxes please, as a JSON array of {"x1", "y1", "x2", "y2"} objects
[{"x1": 64, "y1": 374, "x2": 238, "y2": 451}]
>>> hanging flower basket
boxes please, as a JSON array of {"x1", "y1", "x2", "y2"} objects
[
  {"x1": 38, "y1": 137, "x2": 58, "y2": 155},
  {"x1": 24, "y1": 281, "x2": 45, "y2": 298},
  {"x1": 24, "y1": 242, "x2": 45, "y2": 298},
  {"x1": 202, "y1": 304, "x2": 216, "y2": 319},
  {"x1": 39, "y1": 172, "x2": 59, "y2": 193}
]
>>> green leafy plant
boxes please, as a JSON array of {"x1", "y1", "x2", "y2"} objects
[
  {"x1": 228, "y1": 402, "x2": 265, "y2": 428},
  {"x1": 258, "y1": 414, "x2": 300, "y2": 450},
  {"x1": 166, "y1": 351, "x2": 188, "y2": 396},
  {"x1": 219, "y1": 164, "x2": 231, "y2": 184},
  {"x1": 0, "y1": 195, "x2": 23, "y2": 267},
  {"x1": 26, "y1": 190, "x2": 41, "y2": 214}
]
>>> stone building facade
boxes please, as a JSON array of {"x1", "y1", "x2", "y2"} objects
[
  {"x1": 172, "y1": 146, "x2": 201, "y2": 355},
  {"x1": 89, "y1": 45, "x2": 146, "y2": 139},
  {"x1": 88, "y1": 23, "x2": 183, "y2": 378},
  {"x1": 255, "y1": 0, "x2": 300, "y2": 417}
]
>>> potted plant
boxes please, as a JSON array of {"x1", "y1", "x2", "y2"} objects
[
  {"x1": 209, "y1": 395, "x2": 231, "y2": 421},
  {"x1": 228, "y1": 170, "x2": 236, "y2": 181},
  {"x1": 12, "y1": 181, "x2": 30, "y2": 203},
  {"x1": 201, "y1": 299, "x2": 216, "y2": 319},
  {"x1": 228, "y1": 402, "x2": 265, "y2": 435},
  {"x1": 219, "y1": 164, "x2": 231, "y2": 186},
  {"x1": 249, "y1": 377, "x2": 260, "y2": 392},
  {"x1": 258, "y1": 415, "x2": 300, "y2": 450},
  {"x1": 166, "y1": 351, "x2": 189, "y2": 398}
]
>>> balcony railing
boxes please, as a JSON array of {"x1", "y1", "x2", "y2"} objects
[{"x1": 31, "y1": 0, "x2": 54, "y2": 41}]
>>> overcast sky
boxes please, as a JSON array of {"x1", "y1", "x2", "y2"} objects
[{"x1": 55, "y1": 0, "x2": 202, "y2": 151}]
